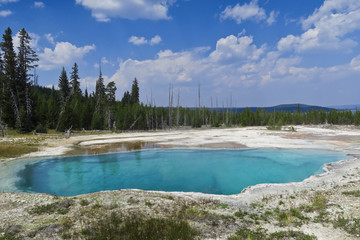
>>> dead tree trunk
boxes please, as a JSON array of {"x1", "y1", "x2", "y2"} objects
[
  {"x1": 10, "y1": 89, "x2": 21, "y2": 127},
  {"x1": 176, "y1": 88, "x2": 180, "y2": 128}
]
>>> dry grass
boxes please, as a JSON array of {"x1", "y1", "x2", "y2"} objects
[{"x1": 0, "y1": 143, "x2": 38, "y2": 159}]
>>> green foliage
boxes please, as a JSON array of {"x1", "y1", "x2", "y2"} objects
[
  {"x1": 81, "y1": 213, "x2": 198, "y2": 240},
  {"x1": 228, "y1": 227, "x2": 267, "y2": 240},
  {"x1": 58, "y1": 67, "x2": 70, "y2": 104},
  {"x1": 228, "y1": 227, "x2": 316, "y2": 240},
  {"x1": 234, "y1": 210, "x2": 248, "y2": 218},
  {"x1": 342, "y1": 190, "x2": 360, "y2": 197},
  {"x1": 333, "y1": 216, "x2": 360, "y2": 235},
  {"x1": 130, "y1": 78, "x2": 139, "y2": 105},
  {"x1": 28, "y1": 200, "x2": 73, "y2": 215},
  {"x1": 35, "y1": 123, "x2": 47, "y2": 133},
  {"x1": 0, "y1": 232, "x2": 22, "y2": 240}
]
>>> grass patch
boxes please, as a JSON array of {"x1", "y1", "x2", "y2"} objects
[
  {"x1": 81, "y1": 212, "x2": 198, "y2": 240},
  {"x1": 79, "y1": 199, "x2": 90, "y2": 206},
  {"x1": 342, "y1": 190, "x2": 360, "y2": 197},
  {"x1": 29, "y1": 200, "x2": 73, "y2": 215},
  {"x1": 234, "y1": 210, "x2": 248, "y2": 218},
  {"x1": 0, "y1": 232, "x2": 22, "y2": 240},
  {"x1": 269, "y1": 230, "x2": 316, "y2": 240},
  {"x1": 228, "y1": 228, "x2": 316, "y2": 240},
  {"x1": 228, "y1": 227, "x2": 267, "y2": 240},
  {"x1": 0, "y1": 143, "x2": 38, "y2": 159},
  {"x1": 333, "y1": 216, "x2": 360, "y2": 236},
  {"x1": 275, "y1": 208, "x2": 308, "y2": 226},
  {"x1": 217, "y1": 203, "x2": 229, "y2": 209}
]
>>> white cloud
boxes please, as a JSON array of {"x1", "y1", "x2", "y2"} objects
[
  {"x1": 350, "y1": 55, "x2": 360, "y2": 71},
  {"x1": 0, "y1": 0, "x2": 18, "y2": 3},
  {"x1": 279, "y1": 0, "x2": 360, "y2": 52},
  {"x1": 128, "y1": 36, "x2": 147, "y2": 45},
  {"x1": 267, "y1": 10, "x2": 278, "y2": 25},
  {"x1": 220, "y1": 0, "x2": 277, "y2": 25},
  {"x1": 0, "y1": 10, "x2": 12, "y2": 17},
  {"x1": 210, "y1": 35, "x2": 265, "y2": 63},
  {"x1": 150, "y1": 35, "x2": 162, "y2": 45},
  {"x1": 302, "y1": 0, "x2": 360, "y2": 29},
  {"x1": 45, "y1": 33, "x2": 55, "y2": 44},
  {"x1": 129, "y1": 35, "x2": 162, "y2": 46},
  {"x1": 76, "y1": 0, "x2": 176, "y2": 22},
  {"x1": 93, "y1": 57, "x2": 114, "y2": 68},
  {"x1": 34, "y1": 1, "x2": 45, "y2": 8},
  {"x1": 38, "y1": 42, "x2": 95, "y2": 70}
]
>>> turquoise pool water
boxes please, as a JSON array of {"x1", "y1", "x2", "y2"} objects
[{"x1": 1, "y1": 149, "x2": 345, "y2": 196}]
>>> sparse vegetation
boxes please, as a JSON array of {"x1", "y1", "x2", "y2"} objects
[
  {"x1": 228, "y1": 227, "x2": 316, "y2": 240},
  {"x1": 28, "y1": 200, "x2": 73, "y2": 215},
  {"x1": 81, "y1": 212, "x2": 198, "y2": 240},
  {"x1": 342, "y1": 190, "x2": 360, "y2": 197}
]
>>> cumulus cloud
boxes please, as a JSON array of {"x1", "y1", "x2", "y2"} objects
[
  {"x1": 45, "y1": 33, "x2": 55, "y2": 44},
  {"x1": 128, "y1": 36, "x2": 147, "y2": 45},
  {"x1": 108, "y1": 29, "x2": 360, "y2": 105},
  {"x1": 0, "y1": 10, "x2": 12, "y2": 17},
  {"x1": 210, "y1": 35, "x2": 265, "y2": 63},
  {"x1": 302, "y1": 0, "x2": 360, "y2": 29},
  {"x1": 220, "y1": 0, "x2": 277, "y2": 25},
  {"x1": 278, "y1": 0, "x2": 360, "y2": 52},
  {"x1": 38, "y1": 42, "x2": 95, "y2": 70},
  {"x1": 150, "y1": 35, "x2": 162, "y2": 45},
  {"x1": 110, "y1": 34, "x2": 271, "y2": 95},
  {"x1": 34, "y1": 1, "x2": 45, "y2": 8},
  {"x1": 128, "y1": 35, "x2": 162, "y2": 46},
  {"x1": 76, "y1": 0, "x2": 176, "y2": 22}
]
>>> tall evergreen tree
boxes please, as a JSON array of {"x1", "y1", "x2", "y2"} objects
[
  {"x1": 70, "y1": 62, "x2": 81, "y2": 96},
  {"x1": 57, "y1": 68, "x2": 71, "y2": 131},
  {"x1": 130, "y1": 78, "x2": 139, "y2": 105},
  {"x1": 105, "y1": 81, "x2": 116, "y2": 130},
  {"x1": 58, "y1": 67, "x2": 70, "y2": 104},
  {"x1": 1, "y1": 27, "x2": 19, "y2": 128},
  {"x1": 17, "y1": 28, "x2": 39, "y2": 132},
  {"x1": 92, "y1": 70, "x2": 105, "y2": 129}
]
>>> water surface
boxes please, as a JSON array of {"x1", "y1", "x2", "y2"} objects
[{"x1": 0, "y1": 149, "x2": 345, "y2": 196}]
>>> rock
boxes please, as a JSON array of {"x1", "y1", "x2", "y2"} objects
[
  {"x1": 38, "y1": 224, "x2": 63, "y2": 238},
  {"x1": 6, "y1": 224, "x2": 22, "y2": 235}
]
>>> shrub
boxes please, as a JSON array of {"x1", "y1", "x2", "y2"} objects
[
  {"x1": 81, "y1": 213, "x2": 198, "y2": 240},
  {"x1": 35, "y1": 124, "x2": 48, "y2": 133}
]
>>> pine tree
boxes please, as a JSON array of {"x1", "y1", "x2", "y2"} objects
[
  {"x1": 70, "y1": 62, "x2": 81, "y2": 96},
  {"x1": 92, "y1": 70, "x2": 105, "y2": 129},
  {"x1": 130, "y1": 78, "x2": 139, "y2": 105},
  {"x1": 58, "y1": 67, "x2": 70, "y2": 104},
  {"x1": 1, "y1": 27, "x2": 19, "y2": 128},
  {"x1": 57, "y1": 68, "x2": 71, "y2": 131},
  {"x1": 105, "y1": 81, "x2": 116, "y2": 130},
  {"x1": 17, "y1": 28, "x2": 39, "y2": 132}
]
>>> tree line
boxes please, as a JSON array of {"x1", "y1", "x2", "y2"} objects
[{"x1": 1, "y1": 27, "x2": 360, "y2": 135}]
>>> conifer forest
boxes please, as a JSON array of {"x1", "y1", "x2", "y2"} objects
[{"x1": 1, "y1": 27, "x2": 360, "y2": 135}]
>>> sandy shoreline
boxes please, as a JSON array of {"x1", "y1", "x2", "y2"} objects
[{"x1": 1, "y1": 125, "x2": 360, "y2": 239}]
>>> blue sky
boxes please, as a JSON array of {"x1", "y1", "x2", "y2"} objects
[{"x1": 1, "y1": 0, "x2": 360, "y2": 107}]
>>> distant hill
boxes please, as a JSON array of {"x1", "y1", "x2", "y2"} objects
[
  {"x1": 328, "y1": 105, "x2": 360, "y2": 111},
  {"x1": 207, "y1": 104, "x2": 333, "y2": 113}
]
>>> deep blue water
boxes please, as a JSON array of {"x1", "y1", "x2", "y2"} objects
[{"x1": 8, "y1": 149, "x2": 345, "y2": 196}]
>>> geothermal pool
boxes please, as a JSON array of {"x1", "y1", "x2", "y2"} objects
[{"x1": 0, "y1": 149, "x2": 345, "y2": 196}]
